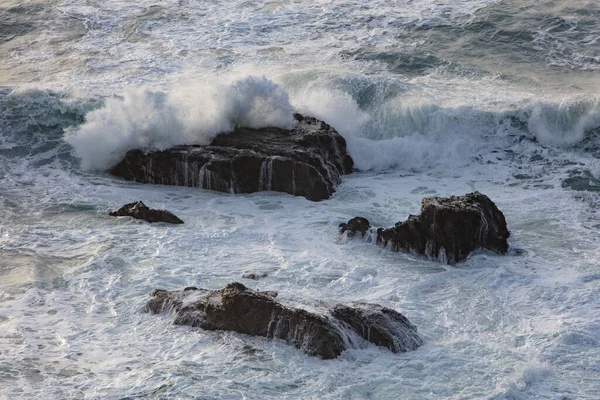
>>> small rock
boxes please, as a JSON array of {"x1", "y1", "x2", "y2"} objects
[
  {"x1": 241, "y1": 272, "x2": 268, "y2": 280},
  {"x1": 339, "y1": 216, "x2": 371, "y2": 237},
  {"x1": 109, "y1": 201, "x2": 184, "y2": 224}
]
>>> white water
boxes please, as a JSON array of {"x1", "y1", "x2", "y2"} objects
[
  {"x1": 66, "y1": 76, "x2": 295, "y2": 170},
  {"x1": 1, "y1": 0, "x2": 600, "y2": 399}
]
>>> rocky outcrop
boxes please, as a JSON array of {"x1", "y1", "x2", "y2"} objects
[
  {"x1": 147, "y1": 283, "x2": 422, "y2": 359},
  {"x1": 109, "y1": 201, "x2": 184, "y2": 224},
  {"x1": 340, "y1": 192, "x2": 509, "y2": 264},
  {"x1": 109, "y1": 114, "x2": 354, "y2": 201}
]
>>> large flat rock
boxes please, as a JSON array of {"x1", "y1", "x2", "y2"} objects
[{"x1": 109, "y1": 114, "x2": 354, "y2": 201}]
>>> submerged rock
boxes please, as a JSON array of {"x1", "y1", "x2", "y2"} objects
[
  {"x1": 241, "y1": 271, "x2": 268, "y2": 280},
  {"x1": 109, "y1": 201, "x2": 184, "y2": 224},
  {"x1": 339, "y1": 216, "x2": 370, "y2": 238},
  {"x1": 109, "y1": 114, "x2": 354, "y2": 201},
  {"x1": 341, "y1": 192, "x2": 509, "y2": 264},
  {"x1": 147, "y1": 283, "x2": 422, "y2": 359}
]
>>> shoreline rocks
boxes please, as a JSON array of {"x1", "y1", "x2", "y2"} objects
[
  {"x1": 109, "y1": 114, "x2": 354, "y2": 201},
  {"x1": 147, "y1": 283, "x2": 422, "y2": 359},
  {"x1": 109, "y1": 201, "x2": 184, "y2": 224},
  {"x1": 340, "y1": 192, "x2": 509, "y2": 264}
]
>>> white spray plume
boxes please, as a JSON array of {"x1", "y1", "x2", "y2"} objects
[{"x1": 66, "y1": 76, "x2": 295, "y2": 170}]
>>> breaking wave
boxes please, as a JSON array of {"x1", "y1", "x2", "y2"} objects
[
  {"x1": 65, "y1": 76, "x2": 295, "y2": 170},
  {"x1": 9, "y1": 74, "x2": 597, "y2": 174}
]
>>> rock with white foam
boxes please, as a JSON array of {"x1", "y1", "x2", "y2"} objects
[
  {"x1": 146, "y1": 283, "x2": 422, "y2": 359},
  {"x1": 109, "y1": 114, "x2": 354, "y2": 201},
  {"x1": 341, "y1": 192, "x2": 510, "y2": 264}
]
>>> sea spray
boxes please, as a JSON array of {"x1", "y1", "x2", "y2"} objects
[{"x1": 66, "y1": 76, "x2": 295, "y2": 170}]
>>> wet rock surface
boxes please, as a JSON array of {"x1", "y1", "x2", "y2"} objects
[
  {"x1": 109, "y1": 114, "x2": 354, "y2": 201},
  {"x1": 109, "y1": 201, "x2": 184, "y2": 224},
  {"x1": 341, "y1": 192, "x2": 510, "y2": 264},
  {"x1": 332, "y1": 303, "x2": 423, "y2": 353},
  {"x1": 339, "y1": 216, "x2": 370, "y2": 238},
  {"x1": 147, "y1": 283, "x2": 422, "y2": 359}
]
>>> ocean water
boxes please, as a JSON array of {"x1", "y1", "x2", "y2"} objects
[{"x1": 1, "y1": 0, "x2": 599, "y2": 398}]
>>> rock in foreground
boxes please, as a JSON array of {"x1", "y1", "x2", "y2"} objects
[
  {"x1": 147, "y1": 283, "x2": 422, "y2": 359},
  {"x1": 109, "y1": 201, "x2": 184, "y2": 224},
  {"x1": 341, "y1": 192, "x2": 509, "y2": 264},
  {"x1": 109, "y1": 114, "x2": 354, "y2": 201}
]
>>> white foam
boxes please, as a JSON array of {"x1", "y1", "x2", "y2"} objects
[{"x1": 65, "y1": 76, "x2": 295, "y2": 170}]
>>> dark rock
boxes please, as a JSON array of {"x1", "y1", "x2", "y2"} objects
[
  {"x1": 332, "y1": 303, "x2": 423, "y2": 353},
  {"x1": 109, "y1": 201, "x2": 184, "y2": 224},
  {"x1": 342, "y1": 192, "x2": 509, "y2": 264},
  {"x1": 109, "y1": 114, "x2": 354, "y2": 201},
  {"x1": 147, "y1": 283, "x2": 422, "y2": 359},
  {"x1": 241, "y1": 272, "x2": 268, "y2": 280},
  {"x1": 147, "y1": 282, "x2": 345, "y2": 359},
  {"x1": 339, "y1": 216, "x2": 371, "y2": 237}
]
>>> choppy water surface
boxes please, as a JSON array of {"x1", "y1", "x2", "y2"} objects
[{"x1": 1, "y1": 0, "x2": 599, "y2": 399}]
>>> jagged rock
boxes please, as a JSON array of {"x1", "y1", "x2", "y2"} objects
[
  {"x1": 109, "y1": 201, "x2": 184, "y2": 224},
  {"x1": 339, "y1": 216, "x2": 370, "y2": 237},
  {"x1": 109, "y1": 114, "x2": 354, "y2": 201},
  {"x1": 341, "y1": 192, "x2": 509, "y2": 264},
  {"x1": 147, "y1": 283, "x2": 422, "y2": 359},
  {"x1": 332, "y1": 304, "x2": 423, "y2": 353}
]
